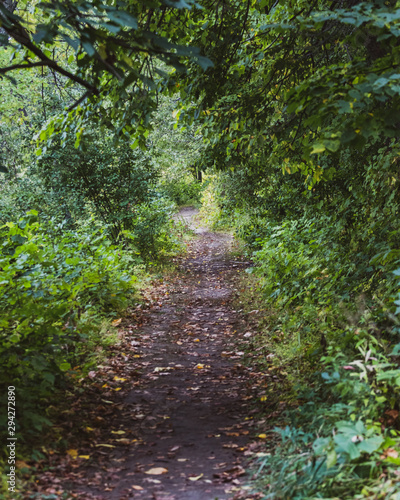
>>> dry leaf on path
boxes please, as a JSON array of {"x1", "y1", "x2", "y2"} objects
[
  {"x1": 144, "y1": 467, "x2": 168, "y2": 475},
  {"x1": 189, "y1": 473, "x2": 204, "y2": 481}
]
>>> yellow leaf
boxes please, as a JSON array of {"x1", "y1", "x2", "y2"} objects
[
  {"x1": 189, "y1": 473, "x2": 204, "y2": 481},
  {"x1": 258, "y1": 434, "x2": 267, "y2": 439},
  {"x1": 113, "y1": 387, "x2": 122, "y2": 391},
  {"x1": 112, "y1": 318, "x2": 122, "y2": 326},
  {"x1": 113, "y1": 376, "x2": 127, "y2": 382},
  {"x1": 67, "y1": 449, "x2": 78, "y2": 459},
  {"x1": 260, "y1": 396, "x2": 267, "y2": 402},
  {"x1": 78, "y1": 455, "x2": 90, "y2": 460},
  {"x1": 134, "y1": 355, "x2": 141, "y2": 358},
  {"x1": 144, "y1": 467, "x2": 168, "y2": 475},
  {"x1": 111, "y1": 430, "x2": 126, "y2": 435},
  {"x1": 95, "y1": 444, "x2": 116, "y2": 448},
  {"x1": 195, "y1": 364, "x2": 204, "y2": 369},
  {"x1": 85, "y1": 427, "x2": 95, "y2": 432},
  {"x1": 194, "y1": 339, "x2": 200, "y2": 342}
]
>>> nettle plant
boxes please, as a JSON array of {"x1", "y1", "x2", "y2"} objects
[{"x1": 0, "y1": 211, "x2": 136, "y2": 434}]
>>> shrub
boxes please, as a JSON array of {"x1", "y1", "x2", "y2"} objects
[{"x1": 0, "y1": 211, "x2": 137, "y2": 436}]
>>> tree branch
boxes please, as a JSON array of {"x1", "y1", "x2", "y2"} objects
[
  {"x1": 2, "y1": 20, "x2": 99, "y2": 95},
  {"x1": 67, "y1": 91, "x2": 91, "y2": 111}
]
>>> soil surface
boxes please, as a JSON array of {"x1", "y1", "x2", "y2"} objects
[{"x1": 27, "y1": 208, "x2": 264, "y2": 500}]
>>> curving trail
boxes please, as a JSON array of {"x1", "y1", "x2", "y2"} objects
[{"x1": 30, "y1": 208, "x2": 263, "y2": 500}]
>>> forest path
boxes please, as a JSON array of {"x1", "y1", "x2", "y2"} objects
[{"x1": 31, "y1": 208, "x2": 263, "y2": 500}]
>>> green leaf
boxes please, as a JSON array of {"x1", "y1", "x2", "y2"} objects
[
  {"x1": 311, "y1": 143, "x2": 326, "y2": 155},
  {"x1": 59, "y1": 362, "x2": 71, "y2": 372},
  {"x1": 107, "y1": 10, "x2": 138, "y2": 29},
  {"x1": 0, "y1": 165, "x2": 8, "y2": 173},
  {"x1": 81, "y1": 40, "x2": 96, "y2": 57},
  {"x1": 195, "y1": 55, "x2": 214, "y2": 71},
  {"x1": 326, "y1": 449, "x2": 337, "y2": 469},
  {"x1": 324, "y1": 139, "x2": 340, "y2": 152},
  {"x1": 333, "y1": 434, "x2": 360, "y2": 460},
  {"x1": 358, "y1": 436, "x2": 384, "y2": 454}
]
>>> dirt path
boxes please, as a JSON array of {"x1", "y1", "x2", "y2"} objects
[{"x1": 29, "y1": 208, "x2": 262, "y2": 500}]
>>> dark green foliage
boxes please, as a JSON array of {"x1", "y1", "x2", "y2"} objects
[
  {"x1": 0, "y1": 211, "x2": 137, "y2": 437},
  {"x1": 37, "y1": 133, "x2": 160, "y2": 242}
]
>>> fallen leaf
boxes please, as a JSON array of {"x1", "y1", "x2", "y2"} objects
[
  {"x1": 132, "y1": 485, "x2": 143, "y2": 491},
  {"x1": 144, "y1": 467, "x2": 168, "y2": 475},
  {"x1": 67, "y1": 449, "x2": 78, "y2": 459},
  {"x1": 95, "y1": 444, "x2": 116, "y2": 448},
  {"x1": 111, "y1": 430, "x2": 126, "y2": 435},
  {"x1": 189, "y1": 473, "x2": 204, "y2": 481},
  {"x1": 258, "y1": 434, "x2": 267, "y2": 439},
  {"x1": 113, "y1": 376, "x2": 127, "y2": 382},
  {"x1": 115, "y1": 438, "x2": 131, "y2": 445},
  {"x1": 112, "y1": 318, "x2": 122, "y2": 326},
  {"x1": 381, "y1": 448, "x2": 399, "y2": 459},
  {"x1": 78, "y1": 455, "x2": 90, "y2": 460},
  {"x1": 195, "y1": 364, "x2": 204, "y2": 369}
]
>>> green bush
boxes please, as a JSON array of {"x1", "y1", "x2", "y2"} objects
[
  {"x1": 256, "y1": 330, "x2": 400, "y2": 499},
  {"x1": 0, "y1": 211, "x2": 137, "y2": 436}
]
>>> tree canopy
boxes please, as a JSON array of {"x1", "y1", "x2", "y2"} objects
[{"x1": 3, "y1": 1, "x2": 400, "y2": 498}]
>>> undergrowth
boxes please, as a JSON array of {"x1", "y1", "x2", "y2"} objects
[
  {"x1": 0, "y1": 208, "x2": 192, "y2": 497},
  {"x1": 214, "y1": 155, "x2": 400, "y2": 498}
]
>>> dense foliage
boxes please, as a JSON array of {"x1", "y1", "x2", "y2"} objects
[
  {"x1": 2, "y1": 0, "x2": 400, "y2": 497},
  {"x1": 177, "y1": 1, "x2": 400, "y2": 497}
]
